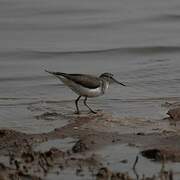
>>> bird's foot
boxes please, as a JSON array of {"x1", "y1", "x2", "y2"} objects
[
  {"x1": 74, "y1": 111, "x2": 80, "y2": 115},
  {"x1": 89, "y1": 110, "x2": 97, "y2": 114}
]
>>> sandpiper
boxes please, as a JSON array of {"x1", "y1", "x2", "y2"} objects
[{"x1": 45, "y1": 70, "x2": 125, "y2": 114}]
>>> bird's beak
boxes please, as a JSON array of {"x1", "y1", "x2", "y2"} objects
[{"x1": 112, "y1": 77, "x2": 126, "y2": 86}]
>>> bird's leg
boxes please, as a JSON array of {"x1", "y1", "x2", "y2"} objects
[
  {"x1": 75, "y1": 96, "x2": 81, "y2": 114},
  {"x1": 84, "y1": 97, "x2": 96, "y2": 114}
]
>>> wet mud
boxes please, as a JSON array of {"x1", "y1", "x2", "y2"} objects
[{"x1": 1, "y1": 102, "x2": 180, "y2": 179}]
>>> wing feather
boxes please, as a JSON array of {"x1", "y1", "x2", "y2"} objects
[
  {"x1": 64, "y1": 74, "x2": 100, "y2": 89},
  {"x1": 46, "y1": 70, "x2": 100, "y2": 89}
]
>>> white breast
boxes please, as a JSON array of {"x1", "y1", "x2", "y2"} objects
[{"x1": 58, "y1": 76, "x2": 103, "y2": 97}]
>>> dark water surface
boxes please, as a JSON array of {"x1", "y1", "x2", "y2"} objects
[{"x1": 0, "y1": 0, "x2": 180, "y2": 132}]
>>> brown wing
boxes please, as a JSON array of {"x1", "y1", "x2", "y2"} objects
[
  {"x1": 46, "y1": 70, "x2": 100, "y2": 89},
  {"x1": 62, "y1": 73, "x2": 100, "y2": 89}
]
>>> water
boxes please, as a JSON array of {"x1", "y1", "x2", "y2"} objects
[
  {"x1": 95, "y1": 144, "x2": 180, "y2": 179},
  {"x1": 34, "y1": 137, "x2": 76, "y2": 152},
  {"x1": 0, "y1": 0, "x2": 180, "y2": 132}
]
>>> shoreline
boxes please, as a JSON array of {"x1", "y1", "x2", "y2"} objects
[{"x1": 0, "y1": 102, "x2": 180, "y2": 179}]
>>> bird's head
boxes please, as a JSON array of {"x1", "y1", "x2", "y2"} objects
[{"x1": 99, "y1": 73, "x2": 126, "y2": 86}]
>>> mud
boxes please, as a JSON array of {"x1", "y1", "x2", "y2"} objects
[
  {"x1": 141, "y1": 148, "x2": 180, "y2": 162},
  {"x1": 167, "y1": 108, "x2": 180, "y2": 121},
  {"x1": 1, "y1": 104, "x2": 180, "y2": 179}
]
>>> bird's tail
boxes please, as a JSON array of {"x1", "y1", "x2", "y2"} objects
[
  {"x1": 44, "y1": 69, "x2": 60, "y2": 75},
  {"x1": 45, "y1": 70, "x2": 66, "y2": 77},
  {"x1": 44, "y1": 69, "x2": 54, "y2": 74}
]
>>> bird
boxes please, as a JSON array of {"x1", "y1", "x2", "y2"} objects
[{"x1": 45, "y1": 70, "x2": 125, "y2": 114}]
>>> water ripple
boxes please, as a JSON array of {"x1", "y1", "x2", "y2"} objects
[{"x1": 1, "y1": 46, "x2": 180, "y2": 59}]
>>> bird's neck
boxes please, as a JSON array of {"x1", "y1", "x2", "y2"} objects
[{"x1": 101, "y1": 80, "x2": 109, "y2": 94}]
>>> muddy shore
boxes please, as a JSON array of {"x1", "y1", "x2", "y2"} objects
[{"x1": 1, "y1": 102, "x2": 180, "y2": 180}]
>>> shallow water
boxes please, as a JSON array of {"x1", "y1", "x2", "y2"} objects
[
  {"x1": 30, "y1": 143, "x2": 180, "y2": 179},
  {"x1": 0, "y1": 0, "x2": 180, "y2": 132},
  {"x1": 95, "y1": 144, "x2": 180, "y2": 179},
  {"x1": 34, "y1": 137, "x2": 76, "y2": 152}
]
